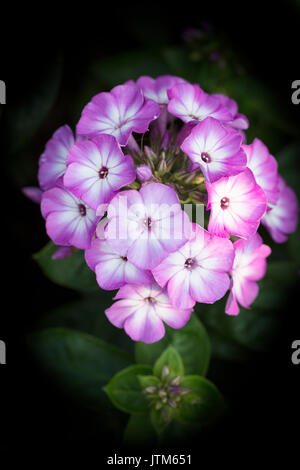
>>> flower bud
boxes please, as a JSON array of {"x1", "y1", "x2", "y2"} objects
[
  {"x1": 161, "y1": 365, "x2": 170, "y2": 380},
  {"x1": 136, "y1": 164, "x2": 153, "y2": 182},
  {"x1": 144, "y1": 386, "x2": 157, "y2": 395}
]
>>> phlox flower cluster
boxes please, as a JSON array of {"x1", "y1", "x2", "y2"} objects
[{"x1": 23, "y1": 76, "x2": 298, "y2": 343}]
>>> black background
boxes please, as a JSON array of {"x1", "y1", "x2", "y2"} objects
[{"x1": 1, "y1": 1, "x2": 300, "y2": 463}]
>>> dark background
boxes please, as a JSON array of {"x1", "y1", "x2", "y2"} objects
[{"x1": 1, "y1": 1, "x2": 300, "y2": 463}]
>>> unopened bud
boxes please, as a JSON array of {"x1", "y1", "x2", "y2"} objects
[
  {"x1": 161, "y1": 365, "x2": 170, "y2": 380},
  {"x1": 158, "y1": 154, "x2": 167, "y2": 173},
  {"x1": 158, "y1": 389, "x2": 167, "y2": 398},
  {"x1": 136, "y1": 164, "x2": 153, "y2": 182},
  {"x1": 144, "y1": 386, "x2": 157, "y2": 395},
  {"x1": 144, "y1": 145, "x2": 157, "y2": 163},
  {"x1": 170, "y1": 376, "x2": 181, "y2": 387},
  {"x1": 180, "y1": 388, "x2": 191, "y2": 397}
]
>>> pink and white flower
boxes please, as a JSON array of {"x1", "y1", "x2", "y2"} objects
[
  {"x1": 152, "y1": 224, "x2": 234, "y2": 309},
  {"x1": 181, "y1": 117, "x2": 247, "y2": 183},
  {"x1": 262, "y1": 176, "x2": 298, "y2": 243},
  {"x1": 242, "y1": 138, "x2": 279, "y2": 205},
  {"x1": 206, "y1": 169, "x2": 267, "y2": 238},
  {"x1": 104, "y1": 183, "x2": 191, "y2": 270},
  {"x1": 41, "y1": 180, "x2": 99, "y2": 249},
  {"x1": 136, "y1": 75, "x2": 186, "y2": 105},
  {"x1": 76, "y1": 83, "x2": 160, "y2": 146},
  {"x1": 64, "y1": 134, "x2": 136, "y2": 210},
  {"x1": 212, "y1": 94, "x2": 249, "y2": 131},
  {"x1": 38, "y1": 125, "x2": 75, "y2": 190},
  {"x1": 105, "y1": 283, "x2": 192, "y2": 343},
  {"x1": 167, "y1": 83, "x2": 233, "y2": 124},
  {"x1": 85, "y1": 226, "x2": 152, "y2": 290},
  {"x1": 225, "y1": 233, "x2": 271, "y2": 315}
]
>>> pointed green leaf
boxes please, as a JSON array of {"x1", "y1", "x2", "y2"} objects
[
  {"x1": 105, "y1": 365, "x2": 153, "y2": 414},
  {"x1": 153, "y1": 346, "x2": 184, "y2": 379},
  {"x1": 138, "y1": 375, "x2": 160, "y2": 390},
  {"x1": 33, "y1": 242, "x2": 99, "y2": 291},
  {"x1": 28, "y1": 328, "x2": 133, "y2": 411},
  {"x1": 175, "y1": 375, "x2": 225, "y2": 425},
  {"x1": 123, "y1": 414, "x2": 157, "y2": 446}
]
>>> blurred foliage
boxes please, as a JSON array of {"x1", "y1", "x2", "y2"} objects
[
  {"x1": 29, "y1": 328, "x2": 133, "y2": 411},
  {"x1": 33, "y1": 242, "x2": 99, "y2": 292}
]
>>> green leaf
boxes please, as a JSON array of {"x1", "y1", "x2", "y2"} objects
[
  {"x1": 138, "y1": 375, "x2": 160, "y2": 390},
  {"x1": 175, "y1": 375, "x2": 225, "y2": 426},
  {"x1": 153, "y1": 346, "x2": 184, "y2": 379},
  {"x1": 105, "y1": 365, "x2": 153, "y2": 415},
  {"x1": 135, "y1": 314, "x2": 210, "y2": 376},
  {"x1": 33, "y1": 242, "x2": 99, "y2": 291},
  {"x1": 37, "y1": 293, "x2": 134, "y2": 354},
  {"x1": 150, "y1": 407, "x2": 174, "y2": 435},
  {"x1": 28, "y1": 328, "x2": 133, "y2": 411},
  {"x1": 123, "y1": 414, "x2": 157, "y2": 446}
]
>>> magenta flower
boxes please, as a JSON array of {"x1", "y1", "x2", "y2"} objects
[
  {"x1": 85, "y1": 226, "x2": 153, "y2": 290},
  {"x1": 242, "y1": 138, "x2": 279, "y2": 205},
  {"x1": 136, "y1": 75, "x2": 186, "y2": 105},
  {"x1": 76, "y1": 83, "x2": 160, "y2": 146},
  {"x1": 136, "y1": 164, "x2": 153, "y2": 182},
  {"x1": 152, "y1": 224, "x2": 234, "y2": 309},
  {"x1": 212, "y1": 94, "x2": 249, "y2": 130},
  {"x1": 262, "y1": 176, "x2": 298, "y2": 243},
  {"x1": 41, "y1": 180, "x2": 99, "y2": 249},
  {"x1": 38, "y1": 125, "x2": 75, "y2": 190},
  {"x1": 105, "y1": 283, "x2": 192, "y2": 343},
  {"x1": 206, "y1": 169, "x2": 267, "y2": 239},
  {"x1": 104, "y1": 183, "x2": 191, "y2": 270},
  {"x1": 167, "y1": 83, "x2": 233, "y2": 124},
  {"x1": 181, "y1": 117, "x2": 247, "y2": 183},
  {"x1": 225, "y1": 233, "x2": 271, "y2": 315},
  {"x1": 64, "y1": 134, "x2": 136, "y2": 210}
]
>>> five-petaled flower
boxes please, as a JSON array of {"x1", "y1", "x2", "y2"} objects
[
  {"x1": 105, "y1": 283, "x2": 193, "y2": 343},
  {"x1": 225, "y1": 233, "x2": 271, "y2": 315},
  {"x1": 85, "y1": 222, "x2": 153, "y2": 290},
  {"x1": 262, "y1": 176, "x2": 298, "y2": 242},
  {"x1": 181, "y1": 117, "x2": 247, "y2": 183},
  {"x1": 41, "y1": 179, "x2": 99, "y2": 250},
  {"x1": 76, "y1": 83, "x2": 160, "y2": 146},
  {"x1": 64, "y1": 134, "x2": 136, "y2": 210},
  {"x1": 168, "y1": 83, "x2": 233, "y2": 124},
  {"x1": 104, "y1": 182, "x2": 191, "y2": 270},
  {"x1": 206, "y1": 169, "x2": 267, "y2": 238},
  {"x1": 152, "y1": 223, "x2": 234, "y2": 309},
  {"x1": 38, "y1": 124, "x2": 75, "y2": 190}
]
